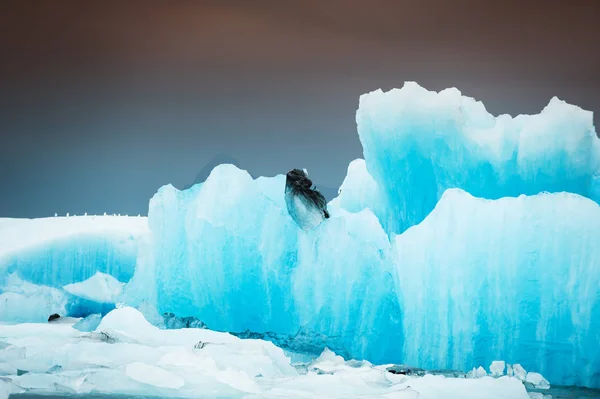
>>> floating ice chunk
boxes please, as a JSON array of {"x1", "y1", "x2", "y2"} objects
[
  {"x1": 72, "y1": 313, "x2": 102, "y2": 332},
  {"x1": 308, "y1": 348, "x2": 347, "y2": 374},
  {"x1": 0, "y1": 379, "x2": 22, "y2": 399},
  {"x1": 475, "y1": 366, "x2": 487, "y2": 378},
  {"x1": 0, "y1": 343, "x2": 25, "y2": 362},
  {"x1": 526, "y1": 372, "x2": 550, "y2": 389},
  {"x1": 0, "y1": 274, "x2": 67, "y2": 323},
  {"x1": 0, "y1": 309, "x2": 540, "y2": 399},
  {"x1": 506, "y1": 364, "x2": 514, "y2": 377},
  {"x1": 125, "y1": 362, "x2": 185, "y2": 389},
  {"x1": 467, "y1": 366, "x2": 488, "y2": 378},
  {"x1": 490, "y1": 361, "x2": 505, "y2": 377},
  {"x1": 63, "y1": 272, "x2": 125, "y2": 304},
  {"x1": 513, "y1": 364, "x2": 527, "y2": 381}
]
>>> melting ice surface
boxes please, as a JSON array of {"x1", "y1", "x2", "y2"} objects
[{"x1": 1, "y1": 82, "x2": 600, "y2": 396}]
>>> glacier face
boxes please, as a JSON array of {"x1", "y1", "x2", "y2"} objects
[
  {"x1": 356, "y1": 82, "x2": 600, "y2": 234},
  {"x1": 2, "y1": 82, "x2": 600, "y2": 389}
]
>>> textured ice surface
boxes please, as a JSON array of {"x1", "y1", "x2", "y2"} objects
[
  {"x1": 123, "y1": 175, "x2": 600, "y2": 387},
  {"x1": 63, "y1": 272, "x2": 124, "y2": 304},
  {"x1": 0, "y1": 217, "x2": 147, "y2": 322},
  {"x1": 72, "y1": 313, "x2": 102, "y2": 332},
  {"x1": 328, "y1": 158, "x2": 382, "y2": 217},
  {"x1": 356, "y1": 82, "x2": 600, "y2": 234},
  {"x1": 514, "y1": 364, "x2": 528, "y2": 381},
  {"x1": 125, "y1": 362, "x2": 185, "y2": 390},
  {"x1": 394, "y1": 189, "x2": 600, "y2": 388},
  {"x1": 3, "y1": 175, "x2": 597, "y2": 387},
  {"x1": 490, "y1": 361, "x2": 506, "y2": 377},
  {"x1": 0, "y1": 307, "x2": 532, "y2": 399},
  {"x1": 0, "y1": 274, "x2": 68, "y2": 323},
  {"x1": 526, "y1": 372, "x2": 551, "y2": 390},
  {"x1": 124, "y1": 164, "x2": 402, "y2": 365}
]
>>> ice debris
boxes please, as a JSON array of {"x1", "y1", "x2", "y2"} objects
[
  {"x1": 72, "y1": 313, "x2": 102, "y2": 332},
  {"x1": 526, "y1": 372, "x2": 551, "y2": 390},
  {"x1": 0, "y1": 307, "x2": 535, "y2": 398},
  {"x1": 490, "y1": 361, "x2": 506, "y2": 377}
]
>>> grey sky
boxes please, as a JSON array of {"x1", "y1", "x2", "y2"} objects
[{"x1": 1, "y1": 0, "x2": 599, "y2": 217}]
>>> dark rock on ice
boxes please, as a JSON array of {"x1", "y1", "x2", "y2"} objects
[
  {"x1": 48, "y1": 313, "x2": 61, "y2": 322},
  {"x1": 386, "y1": 364, "x2": 468, "y2": 378},
  {"x1": 285, "y1": 169, "x2": 330, "y2": 230},
  {"x1": 386, "y1": 365, "x2": 427, "y2": 376}
]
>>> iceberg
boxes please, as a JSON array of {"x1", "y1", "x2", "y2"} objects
[
  {"x1": 1, "y1": 82, "x2": 599, "y2": 391},
  {"x1": 123, "y1": 167, "x2": 402, "y2": 362},
  {"x1": 0, "y1": 273, "x2": 68, "y2": 323},
  {"x1": 393, "y1": 189, "x2": 600, "y2": 388},
  {"x1": 355, "y1": 82, "x2": 600, "y2": 234},
  {"x1": 0, "y1": 216, "x2": 148, "y2": 287},
  {"x1": 121, "y1": 172, "x2": 599, "y2": 387}
]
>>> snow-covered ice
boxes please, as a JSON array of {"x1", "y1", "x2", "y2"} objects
[
  {"x1": 526, "y1": 372, "x2": 551, "y2": 390},
  {"x1": 0, "y1": 216, "x2": 148, "y2": 288},
  {"x1": 490, "y1": 361, "x2": 505, "y2": 377},
  {"x1": 513, "y1": 364, "x2": 528, "y2": 382},
  {"x1": 0, "y1": 307, "x2": 534, "y2": 398}
]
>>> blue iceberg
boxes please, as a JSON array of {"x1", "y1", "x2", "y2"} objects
[
  {"x1": 1, "y1": 82, "x2": 599, "y2": 389},
  {"x1": 393, "y1": 189, "x2": 600, "y2": 388},
  {"x1": 356, "y1": 82, "x2": 600, "y2": 234}
]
